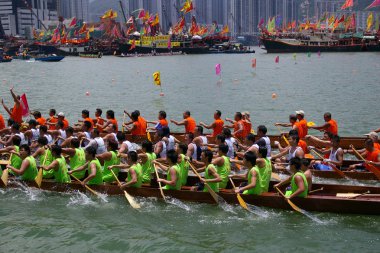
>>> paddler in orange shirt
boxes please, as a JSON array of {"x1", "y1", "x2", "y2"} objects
[
  {"x1": 348, "y1": 139, "x2": 380, "y2": 171},
  {"x1": 32, "y1": 111, "x2": 46, "y2": 126},
  {"x1": 46, "y1": 109, "x2": 58, "y2": 130},
  {"x1": 147, "y1": 110, "x2": 169, "y2": 131},
  {"x1": 275, "y1": 114, "x2": 305, "y2": 139},
  {"x1": 199, "y1": 110, "x2": 224, "y2": 137},
  {"x1": 225, "y1": 112, "x2": 245, "y2": 141},
  {"x1": 170, "y1": 110, "x2": 196, "y2": 134},
  {"x1": 295, "y1": 110, "x2": 308, "y2": 137},
  {"x1": 1, "y1": 87, "x2": 23, "y2": 124},
  {"x1": 309, "y1": 112, "x2": 338, "y2": 136}
]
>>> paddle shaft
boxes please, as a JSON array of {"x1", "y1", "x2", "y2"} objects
[
  {"x1": 275, "y1": 186, "x2": 305, "y2": 214},
  {"x1": 348, "y1": 191, "x2": 370, "y2": 199},
  {"x1": 109, "y1": 169, "x2": 140, "y2": 208},
  {"x1": 276, "y1": 126, "x2": 290, "y2": 146},
  {"x1": 310, "y1": 149, "x2": 345, "y2": 178},
  {"x1": 122, "y1": 113, "x2": 126, "y2": 133},
  {"x1": 153, "y1": 164, "x2": 166, "y2": 200},
  {"x1": 70, "y1": 174, "x2": 101, "y2": 197},
  {"x1": 351, "y1": 146, "x2": 380, "y2": 180},
  {"x1": 309, "y1": 187, "x2": 323, "y2": 194}
]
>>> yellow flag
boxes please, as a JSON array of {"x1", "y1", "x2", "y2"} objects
[
  {"x1": 153, "y1": 72, "x2": 161, "y2": 86},
  {"x1": 367, "y1": 12, "x2": 373, "y2": 31},
  {"x1": 328, "y1": 15, "x2": 335, "y2": 26},
  {"x1": 89, "y1": 26, "x2": 95, "y2": 32},
  {"x1": 151, "y1": 14, "x2": 160, "y2": 26}
]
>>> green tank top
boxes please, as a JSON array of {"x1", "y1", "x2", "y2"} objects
[
  {"x1": 127, "y1": 163, "x2": 143, "y2": 188},
  {"x1": 11, "y1": 146, "x2": 22, "y2": 169},
  {"x1": 54, "y1": 157, "x2": 70, "y2": 183},
  {"x1": 215, "y1": 156, "x2": 230, "y2": 189},
  {"x1": 243, "y1": 167, "x2": 262, "y2": 195},
  {"x1": 203, "y1": 164, "x2": 219, "y2": 193},
  {"x1": 21, "y1": 156, "x2": 38, "y2": 181},
  {"x1": 258, "y1": 158, "x2": 272, "y2": 192},
  {"x1": 87, "y1": 159, "x2": 103, "y2": 185},
  {"x1": 141, "y1": 152, "x2": 156, "y2": 184},
  {"x1": 163, "y1": 165, "x2": 182, "y2": 190},
  {"x1": 285, "y1": 172, "x2": 309, "y2": 198},
  {"x1": 102, "y1": 151, "x2": 121, "y2": 183},
  {"x1": 41, "y1": 149, "x2": 54, "y2": 179},
  {"x1": 178, "y1": 154, "x2": 189, "y2": 186},
  {"x1": 69, "y1": 148, "x2": 86, "y2": 179}
]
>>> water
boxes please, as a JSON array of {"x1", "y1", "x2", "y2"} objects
[{"x1": 1, "y1": 48, "x2": 380, "y2": 252}]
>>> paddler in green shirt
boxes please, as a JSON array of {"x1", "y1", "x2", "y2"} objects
[
  {"x1": 212, "y1": 144, "x2": 231, "y2": 189},
  {"x1": 6, "y1": 144, "x2": 37, "y2": 181},
  {"x1": 274, "y1": 157, "x2": 309, "y2": 199},
  {"x1": 0, "y1": 135, "x2": 22, "y2": 175},
  {"x1": 230, "y1": 151, "x2": 263, "y2": 195},
  {"x1": 138, "y1": 140, "x2": 156, "y2": 184},
  {"x1": 154, "y1": 150, "x2": 182, "y2": 190},
  {"x1": 116, "y1": 151, "x2": 143, "y2": 188},
  {"x1": 194, "y1": 150, "x2": 222, "y2": 192},
  {"x1": 96, "y1": 139, "x2": 120, "y2": 183},
  {"x1": 61, "y1": 138, "x2": 87, "y2": 179},
  {"x1": 68, "y1": 146, "x2": 103, "y2": 185},
  {"x1": 176, "y1": 143, "x2": 190, "y2": 186},
  {"x1": 40, "y1": 145, "x2": 70, "y2": 183},
  {"x1": 32, "y1": 137, "x2": 53, "y2": 179}
]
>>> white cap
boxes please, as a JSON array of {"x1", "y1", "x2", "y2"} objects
[
  {"x1": 364, "y1": 132, "x2": 379, "y2": 139},
  {"x1": 295, "y1": 110, "x2": 305, "y2": 115},
  {"x1": 58, "y1": 112, "x2": 65, "y2": 117}
]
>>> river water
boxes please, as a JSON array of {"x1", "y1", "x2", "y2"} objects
[{"x1": 0, "y1": 48, "x2": 379, "y2": 252}]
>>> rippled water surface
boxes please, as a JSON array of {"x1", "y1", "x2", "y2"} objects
[{"x1": 0, "y1": 48, "x2": 380, "y2": 252}]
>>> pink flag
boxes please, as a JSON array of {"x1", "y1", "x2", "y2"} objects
[
  {"x1": 366, "y1": 0, "x2": 380, "y2": 9},
  {"x1": 215, "y1": 64, "x2": 221, "y2": 75},
  {"x1": 275, "y1": 56, "x2": 279, "y2": 63},
  {"x1": 252, "y1": 58, "x2": 257, "y2": 68},
  {"x1": 20, "y1": 94, "x2": 30, "y2": 117},
  {"x1": 138, "y1": 10, "x2": 145, "y2": 19},
  {"x1": 69, "y1": 17, "x2": 77, "y2": 27},
  {"x1": 258, "y1": 18, "x2": 264, "y2": 27}
]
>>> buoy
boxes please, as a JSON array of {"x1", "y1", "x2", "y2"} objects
[
  {"x1": 272, "y1": 93, "x2": 277, "y2": 99},
  {"x1": 112, "y1": 79, "x2": 115, "y2": 82},
  {"x1": 159, "y1": 92, "x2": 164, "y2": 96},
  {"x1": 85, "y1": 91, "x2": 90, "y2": 96}
]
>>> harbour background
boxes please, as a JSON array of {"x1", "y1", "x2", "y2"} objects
[{"x1": 0, "y1": 48, "x2": 380, "y2": 252}]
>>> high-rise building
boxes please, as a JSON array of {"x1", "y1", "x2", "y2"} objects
[
  {"x1": 58, "y1": 0, "x2": 89, "y2": 22},
  {"x1": 0, "y1": 0, "x2": 57, "y2": 36}
]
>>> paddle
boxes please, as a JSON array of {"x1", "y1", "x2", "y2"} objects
[
  {"x1": 309, "y1": 148, "x2": 346, "y2": 178},
  {"x1": 271, "y1": 172, "x2": 281, "y2": 181},
  {"x1": 121, "y1": 113, "x2": 126, "y2": 133},
  {"x1": 309, "y1": 187, "x2": 324, "y2": 194},
  {"x1": 276, "y1": 126, "x2": 290, "y2": 146},
  {"x1": 275, "y1": 186, "x2": 307, "y2": 215},
  {"x1": 153, "y1": 164, "x2": 166, "y2": 201},
  {"x1": 229, "y1": 177, "x2": 249, "y2": 211},
  {"x1": 351, "y1": 146, "x2": 380, "y2": 180},
  {"x1": 70, "y1": 174, "x2": 102, "y2": 198},
  {"x1": 35, "y1": 143, "x2": 56, "y2": 188},
  {"x1": 1, "y1": 153, "x2": 12, "y2": 187},
  {"x1": 109, "y1": 169, "x2": 140, "y2": 209},
  {"x1": 188, "y1": 162, "x2": 219, "y2": 204}
]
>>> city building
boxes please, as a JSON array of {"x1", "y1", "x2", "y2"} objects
[{"x1": 58, "y1": 0, "x2": 89, "y2": 22}]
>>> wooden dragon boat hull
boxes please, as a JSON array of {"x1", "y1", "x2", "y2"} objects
[{"x1": 3, "y1": 179, "x2": 380, "y2": 215}]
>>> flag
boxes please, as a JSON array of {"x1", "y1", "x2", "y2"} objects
[
  {"x1": 151, "y1": 14, "x2": 160, "y2": 26},
  {"x1": 39, "y1": 31, "x2": 44, "y2": 37},
  {"x1": 366, "y1": 0, "x2": 380, "y2": 9},
  {"x1": 220, "y1": 25, "x2": 229, "y2": 34},
  {"x1": 69, "y1": 17, "x2": 77, "y2": 27},
  {"x1": 341, "y1": 0, "x2": 353, "y2": 10},
  {"x1": 351, "y1": 13, "x2": 356, "y2": 29},
  {"x1": 275, "y1": 56, "x2": 279, "y2": 63},
  {"x1": 20, "y1": 94, "x2": 30, "y2": 117},
  {"x1": 251, "y1": 58, "x2": 256, "y2": 68},
  {"x1": 291, "y1": 20, "x2": 296, "y2": 29},
  {"x1": 32, "y1": 28, "x2": 38, "y2": 39},
  {"x1": 320, "y1": 12, "x2": 328, "y2": 22},
  {"x1": 258, "y1": 18, "x2": 264, "y2": 27},
  {"x1": 127, "y1": 16, "x2": 134, "y2": 24},
  {"x1": 143, "y1": 11, "x2": 150, "y2": 21},
  {"x1": 153, "y1": 72, "x2": 161, "y2": 86},
  {"x1": 305, "y1": 20, "x2": 310, "y2": 30},
  {"x1": 86, "y1": 31, "x2": 90, "y2": 40},
  {"x1": 181, "y1": 0, "x2": 194, "y2": 14},
  {"x1": 367, "y1": 12, "x2": 374, "y2": 31},
  {"x1": 275, "y1": 16, "x2": 282, "y2": 29},
  {"x1": 215, "y1": 64, "x2": 221, "y2": 76},
  {"x1": 102, "y1": 9, "x2": 118, "y2": 19},
  {"x1": 328, "y1": 15, "x2": 335, "y2": 26},
  {"x1": 111, "y1": 25, "x2": 121, "y2": 38},
  {"x1": 89, "y1": 26, "x2": 95, "y2": 32},
  {"x1": 167, "y1": 38, "x2": 171, "y2": 49},
  {"x1": 79, "y1": 23, "x2": 87, "y2": 34},
  {"x1": 138, "y1": 9, "x2": 145, "y2": 19},
  {"x1": 129, "y1": 40, "x2": 136, "y2": 51}
]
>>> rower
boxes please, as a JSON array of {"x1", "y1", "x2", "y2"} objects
[
  {"x1": 162, "y1": 126, "x2": 179, "y2": 151},
  {"x1": 117, "y1": 132, "x2": 136, "y2": 154},
  {"x1": 136, "y1": 110, "x2": 147, "y2": 135},
  {"x1": 212, "y1": 144, "x2": 231, "y2": 189},
  {"x1": 97, "y1": 110, "x2": 117, "y2": 132},
  {"x1": 170, "y1": 110, "x2": 196, "y2": 134},
  {"x1": 32, "y1": 111, "x2": 46, "y2": 126},
  {"x1": 0, "y1": 111, "x2": 5, "y2": 131},
  {"x1": 40, "y1": 145, "x2": 70, "y2": 183},
  {"x1": 46, "y1": 121, "x2": 66, "y2": 145},
  {"x1": 96, "y1": 139, "x2": 120, "y2": 183},
  {"x1": 277, "y1": 129, "x2": 309, "y2": 156},
  {"x1": 156, "y1": 150, "x2": 182, "y2": 190},
  {"x1": 57, "y1": 112, "x2": 69, "y2": 130},
  {"x1": 242, "y1": 111, "x2": 252, "y2": 137},
  {"x1": 147, "y1": 110, "x2": 168, "y2": 131},
  {"x1": 255, "y1": 125, "x2": 272, "y2": 157},
  {"x1": 363, "y1": 132, "x2": 380, "y2": 151},
  {"x1": 61, "y1": 138, "x2": 86, "y2": 180},
  {"x1": 225, "y1": 112, "x2": 245, "y2": 141},
  {"x1": 296, "y1": 110, "x2": 308, "y2": 137},
  {"x1": 154, "y1": 129, "x2": 167, "y2": 159},
  {"x1": 223, "y1": 128, "x2": 237, "y2": 159},
  {"x1": 194, "y1": 125, "x2": 208, "y2": 152},
  {"x1": 84, "y1": 129, "x2": 106, "y2": 155},
  {"x1": 93, "y1": 108, "x2": 104, "y2": 132},
  {"x1": 186, "y1": 132, "x2": 199, "y2": 161},
  {"x1": 348, "y1": 139, "x2": 380, "y2": 171},
  {"x1": 23, "y1": 119, "x2": 40, "y2": 144},
  {"x1": 32, "y1": 137, "x2": 53, "y2": 179},
  {"x1": 39, "y1": 125, "x2": 53, "y2": 144},
  {"x1": 80, "y1": 109, "x2": 94, "y2": 129},
  {"x1": 199, "y1": 110, "x2": 224, "y2": 137},
  {"x1": 1, "y1": 87, "x2": 22, "y2": 124},
  {"x1": 118, "y1": 151, "x2": 143, "y2": 189},
  {"x1": 124, "y1": 111, "x2": 144, "y2": 136},
  {"x1": 46, "y1": 109, "x2": 58, "y2": 130},
  {"x1": 307, "y1": 135, "x2": 343, "y2": 170},
  {"x1": 6, "y1": 144, "x2": 38, "y2": 181},
  {"x1": 68, "y1": 146, "x2": 103, "y2": 185},
  {"x1": 274, "y1": 157, "x2": 309, "y2": 199},
  {"x1": 272, "y1": 134, "x2": 304, "y2": 167},
  {"x1": 301, "y1": 159, "x2": 312, "y2": 192},
  {"x1": 176, "y1": 143, "x2": 190, "y2": 186},
  {"x1": 195, "y1": 150, "x2": 221, "y2": 192},
  {"x1": 0, "y1": 135, "x2": 22, "y2": 173},
  {"x1": 275, "y1": 114, "x2": 304, "y2": 139},
  {"x1": 77, "y1": 121, "x2": 92, "y2": 146},
  {"x1": 235, "y1": 133, "x2": 257, "y2": 157},
  {"x1": 138, "y1": 141, "x2": 156, "y2": 184},
  {"x1": 0, "y1": 123, "x2": 28, "y2": 146},
  {"x1": 102, "y1": 124, "x2": 118, "y2": 143},
  {"x1": 59, "y1": 127, "x2": 75, "y2": 148},
  {"x1": 309, "y1": 112, "x2": 338, "y2": 135}
]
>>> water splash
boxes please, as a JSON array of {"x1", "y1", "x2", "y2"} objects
[
  {"x1": 217, "y1": 197, "x2": 237, "y2": 214},
  {"x1": 302, "y1": 211, "x2": 328, "y2": 225},
  {"x1": 12, "y1": 180, "x2": 42, "y2": 201},
  {"x1": 67, "y1": 190, "x2": 97, "y2": 207},
  {"x1": 245, "y1": 204, "x2": 269, "y2": 218},
  {"x1": 165, "y1": 197, "x2": 191, "y2": 211}
]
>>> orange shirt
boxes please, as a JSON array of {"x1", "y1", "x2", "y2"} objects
[
  {"x1": 374, "y1": 143, "x2": 380, "y2": 151},
  {"x1": 84, "y1": 117, "x2": 94, "y2": 129},
  {"x1": 159, "y1": 119, "x2": 168, "y2": 127},
  {"x1": 94, "y1": 117, "x2": 104, "y2": 132},
  {"x1": 298, "y1": 140, "x2": 308, "y2": 154},
  {"x1": 213, "y1": 119, "x2": 224, "y2": 137},
  {"x1": 36, "y1": 117, "x2": 46, "y2": 126},
  {"x1": 12, "y1": 103, "x2": 22, "y2": 123},
  {"x1": 62, "y1": 119, "x2": 69, "y2": 129},
  {"x1": 365, "y1": 149, "x2": 380, "y2": 170},
  {"x1": 0, "y1": 114, "x2": 5, "y2": 130},
  {"x1": 48, "y1": 117, "x2": 58, "y2": 130},
  {"x1": 109, "y1": 118, "x2": 118, "y2": 132},
  {"x1": 138, "y1": 116, "x2": 147, "y2": 135},
  {"x1": 131, "y1": 121, "x2": 143, "y2": 136},
  {"x1": 294, "y1": 121, "x2": 305, "y2": 139},
  {"x1": 185, "y1": 117, "x2": 196, "y2": 133},
  {"x1": 234, "y1": 120, "x2": 244, "y2": 138},
  {"x1": 299, "y1": 119, "x2": 308, "y2": 137},
  {"x1": 327, "y1": 119, "x2": 338, "y2": 135},
  {"x1": 242, "y1": 120, "x2": 252, "y2": 138}
]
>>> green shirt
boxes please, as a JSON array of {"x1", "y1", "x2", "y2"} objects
[
  {"x1": 41, "y1": 149, "x2": 54, "y2": 179},
  {"x1": 69, "y1": 148, "x2": 86, "y2": 179},
  {"x1": 87, "y1": 159, "x2": 103, "y2": 185},
  {"x1": 21, "y1": 156, "x2": 38, "y2": 181},
  {"x1": 127, "y1": 163, "x2": 143, "y2": 188},
  {"x1": 53, "y1": 157, "x2": 71, "y2": 183},
  {"x1": 258, "y1": 158, "x2": 272, "y2": 192},
  {"x1": 102, "y1": 151, "x2": 121, "y2": 183},
  {"x1": 178, "y1": 154, "x2": 189, "y2": 186},
  {"x1": 141, "y1": 152, "x2": 156, "y2": 184},
  {"x1": 203, "y1": 164, "x2": 219, "y2": 193},
  {"x1": 243, "y1": 167, "x2": 262, "y2": 195},
  {"x1": 285, "y1": 172, "x2": 309, "y2": 198},
  {"x1": 215, "y1": 156, "x2": 230, "y2": 189},
  {"x1": 163, "y1": 164, "x2": 182, "y2": 190},
  {"x1": 9, "y1": 146, "x2": 22, "y2": 176}
]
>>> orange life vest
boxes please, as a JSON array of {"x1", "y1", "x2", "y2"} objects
[
  {"x1": 327, "y1": 119, "x2": 338, "y2": 135},
  {"x1": 213, "y1": 119, "x2": 224, "y2": 137},
  {"x1": 131, "y1": 121, "x2": 143, "y2": 136},
  {"x1": 138, "y1": 116, "x2": 147, "y2": 135},
  {"x1": 185, "y1": 117, "x2": 196, "y2": 133},
  {"x1": 365, "y1": 149, "x2": 380, "y2": 170},
  {"x1": 12, "y1": 103, "x2": 22, "y2": 123}
]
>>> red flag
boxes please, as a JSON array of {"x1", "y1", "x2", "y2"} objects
[
  {"x1": 127, "y1": 16, "x2": 134, "y2": 24},
  {"x1": 20, "y1": 94, "x2": 30, "y2": 117},
  {"x1": 69, "y1": 17, "x2": 77, "y2": 27},
  {"x1": 79, "y1": 23, "x2": 87, "y2": 34},
  {"x1": 341, "y1": 0, "x2": 353, "y2": 10},
  {"x1": 129, "y1": 40, "x2": 136, "y2": 51},
  {"x1": 138, "y1": 10, "x2": 145, "y2": 19},
  {"x1": 258, "y1": 18, "x2": 264, "y2": 27},
  {"x1": 252, "y1": 58, "x2": 257, "y2": 68},
  {"x1": 275, "y1": 56, "x2": 279, "y2": 63}
]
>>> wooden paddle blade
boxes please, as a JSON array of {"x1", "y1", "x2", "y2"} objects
[
  {"x1": 204, "y1": 183, "x2": 219, "y2": 204},
  {"x1": 84, "y1": 184, "x2": 102, "y2": 197},
  {"x1": 124, "y1": 190, "x2": 141, "y2": 209},
  {"x1": 271, "y1": 172, "x2": 281, "y2": 181},
  {"x1": 237, "y1": 193, "x2": 249, "y2": 210},
  {"x1": 1, "y1": 168, "x2": 9, "y2": 187},
  {"x1": 35, "y1": 168, "x2": 43, "y2": 188},
  {"x1": 275, "y1": 187, "x2": 306, "y2": 214}
]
